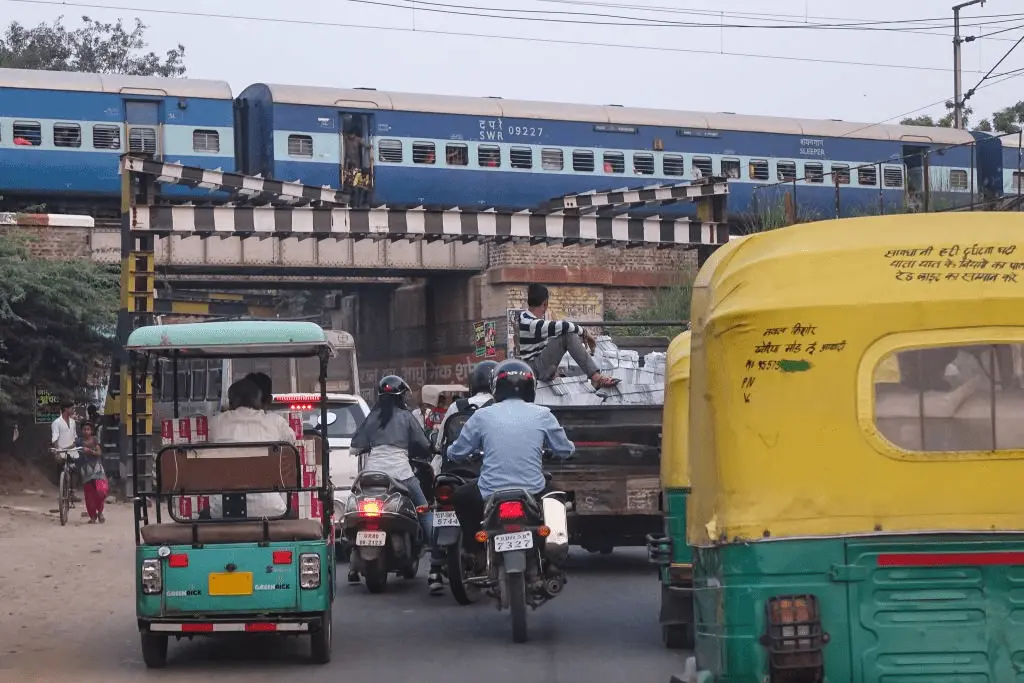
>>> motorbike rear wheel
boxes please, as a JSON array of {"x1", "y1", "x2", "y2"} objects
[
  {"x1": 364, "y1": 557, "x2": 388, "y2": 594},
  {"x1": 507, "y1": 571, "x2": 528, "y2": 643},
  {"x1": 447, "y1": 546, "x2": 481, "y2": 605}
]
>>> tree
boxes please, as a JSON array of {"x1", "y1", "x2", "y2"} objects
[
  {"x1": 0, "y1": 231, "x2": 118, "y2": 430},
  {"x1": 900, "y1": 100, "x2": 973, "y2": 129},
  {"x1": 992, "y1": 102, "x2": 1024, "y2": 134},
  {"x1": 0, "y1": 16, "x2": 185, "y2": 76},
  {"x1": 606, "y1": 282, "x2": 692, "y2": 338}
]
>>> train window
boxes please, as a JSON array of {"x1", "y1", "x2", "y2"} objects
[
  {"x1": 53, "y1": 123, "x2": 82, "y2": 148},
  {"x1": 207, "y1": 361, "x2": 223, "y2": 402},
  {"x1": 804, "y1": 163, "x2": 824, "y2": 183},
  {"x1": 192, "y1": 129, "x2": 220, "y2": 153},
  {"x1": 777, "y1": 161, "x2": 797, "y2": 182},
  {"x1": 749, "y1": 159, "x2": 770, "y2": 181},
  {"x1": 12, "y1": 121, "x2": 42, "y2": 146},
  {"x1": 446, "y1": 143, "x2": 468, "y2": 166},
  {"x1": 633, "y1": 153, "x2": 655, "y2": 175},
  {"x1": 721, "y1": 158, "x2": 741, "y2": 179},
  {"x1": 541, "y1": 148, "x2": 563, "y2": 171},
  {"x1": 572, "y1": 150, "x2": 594, "y2": 172},
  {"x1": 510, "y1": 147, "x2": 533, "y2": 169},
  {"x1": 378, "y1": 139, "x2": 403, "y2": 163},
  {"x1": 883, "y1": 166, "x2": 904, "y2": 188},
  {"x1": 663, "y1": 154, "x2": 685, "y2": 176},
  {"x1": 286, "y1": 134, "x2": 314, "y2": 158},
  {"x1": 129, "y1": 128, "x2": 157, "y2": 155},
  {"x1": 1014, "y1": 172, "x2": 1024, "y2": 192},
  {"x1": 92, "y1": 125, "x2": 121, "y2": 150},
  {"x1": 603, "y1": 151, "x2": 625, "y2": 173},
  {"x1": 190, "y1": 362, "x2": 207, "y2": 402},
  {"x1": 412, "y1": 141, "x2": 436, "y2": 164},
  {"x1": 950, "y1": 169, "x2": 969, "y2": 190},
  {"x1": 857, "y1": 165, "x2": 878, "y2": 186},
  {"x1": 831, "y1": 164, "x2": 851, "y2": 185},
  {"x1": 692, "y1": 156, "x2": 713, "y2": 176},
  {"x1": 478, "y1": 145, "x2": 501, "y2": 168}
]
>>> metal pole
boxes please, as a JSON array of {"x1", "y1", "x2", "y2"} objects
[{"x1": 953, "y1": 0, "x2": 985, "y2": 129}]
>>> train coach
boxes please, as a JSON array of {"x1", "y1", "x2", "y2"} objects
[
  {"x1": 0, "y1": 67, "x2": 236, "y2": 212},
  {"x1": 235, "y1": 83, "x2": 1000, "y2": 218},
  {"x1": 0, "y1": 66, "x2": 1014, "y2": 221}
]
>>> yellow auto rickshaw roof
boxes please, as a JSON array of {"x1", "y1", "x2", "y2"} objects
[
  {"x1": 687, "y1": 212, "x2": 1024, "y2": 545},
  {"x1": 666, "y1": 330, "x2": 691, "y2": 385},
  {"x1": 661, "y1": 331, "x2": 691, "y2": 489}
]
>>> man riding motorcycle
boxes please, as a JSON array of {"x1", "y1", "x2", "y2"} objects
[
  {"x1": 437, "y1": 360, "x2": 498, "y2": 458},
  {"x1": 446, "y1": 359, "x2": 575, "y2": 558}
]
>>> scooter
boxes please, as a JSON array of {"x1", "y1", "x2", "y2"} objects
[{"x1": 342, "y1": 468, "x2": 426, "y2": 593}]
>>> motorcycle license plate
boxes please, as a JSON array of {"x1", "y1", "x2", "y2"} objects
[
  {"x1": 355, "y1": 531, "x2": 387, "y2": 547},
  {"x1": 493, "y1": 531, "x2": 533, "y2": 552},
  {"x1": 434, "y1": 511, "x2": 460, "y2": 527}
]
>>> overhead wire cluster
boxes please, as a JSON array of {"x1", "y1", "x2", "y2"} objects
[{"x1": 4, "y1": 0, "x2": 1024, "y2": 128}]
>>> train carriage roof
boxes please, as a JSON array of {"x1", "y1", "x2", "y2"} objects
[
  {"x1": 0, "y1": 67, "x2": 233, "y2": 100},
  {"x1": 253, "y1": 83, "x2": 975, "y2": 145}
]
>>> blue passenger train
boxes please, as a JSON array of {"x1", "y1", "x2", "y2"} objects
[{"x1": 0, "y1": 67, "x2": 1017, "y2": 220}]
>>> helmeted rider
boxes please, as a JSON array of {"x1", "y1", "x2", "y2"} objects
[
  {"x1": 349, "y1": 375, "x2": 436, "y2": 588},
  {"x1": 446, "y1": 359, "x2": 575, "y2": 556},
  {"x1": 438, "y1": 360, "x2": 498, "y2": 455}
]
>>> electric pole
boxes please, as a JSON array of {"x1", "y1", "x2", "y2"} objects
[{"x1": 953, "y1": 0, "x2": 985, "y2": 129}]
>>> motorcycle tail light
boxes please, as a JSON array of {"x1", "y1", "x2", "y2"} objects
[
  {"x1": 436, "y1": 485, "x2": 454, "y2": 503},
  {"x1": 498, "y1": 501, "x2": 525, "y2": 520},
  {"x1": 358, "y1": 499, "x2": 381, "y2": 517}
]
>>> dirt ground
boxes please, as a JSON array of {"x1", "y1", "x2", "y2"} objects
[{"x1": 0, "y1": 487, "x2": 141, "y2": 682}]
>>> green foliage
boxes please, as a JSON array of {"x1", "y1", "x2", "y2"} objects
[
  {"x1": 899, "y1": 99, "x2": 1024, "y2": 135},
  {"x1": 0, "y1": 231, "x2": 118, "y2": 417},
  {"x1": 991, "y1": 102, "x2": 1024, "y2": 134},
  {"x1": 900, "y1": 101, "x2": 971, "y2": 129},
  {"x1": 606, "y1": 281, "x2": 692, "y2": 338},
  {"x1": 0, "y1": 15, "x2": 185, "y2": 76}
]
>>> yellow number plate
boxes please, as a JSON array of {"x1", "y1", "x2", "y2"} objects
[{"x1": 208, "y1": 572, "x2": 254, "y2": 596}]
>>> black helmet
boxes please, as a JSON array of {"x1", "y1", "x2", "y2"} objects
[
  {"x1": 491, "y1": 359, "x2": 536, "y2": 403},
  {"x1": 378, "y1": 375, "x2": 410, "y2": 396},
  {"x1": 470, "y1": 360, "x2": 499, "y2": 395}
]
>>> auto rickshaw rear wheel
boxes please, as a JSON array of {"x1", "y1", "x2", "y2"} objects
[
  {"x1": 140, "y1": 632, "x2": 168, "y2": 668},
  {"x1": 310, "y1": 606, "x2": 332, "y2": 664}
]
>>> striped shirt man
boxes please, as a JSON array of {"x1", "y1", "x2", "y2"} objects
[{"x1": 517, "y1": 309, "x2": 585, "y2": 362}]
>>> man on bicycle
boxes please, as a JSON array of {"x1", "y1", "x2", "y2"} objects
[{"x1": 51, "y1": 400, "x2": 80, "y2": 500}]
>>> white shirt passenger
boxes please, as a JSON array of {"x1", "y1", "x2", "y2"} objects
[{"x1": 207, "y1": 407, "x2": 297, "y2": 519}]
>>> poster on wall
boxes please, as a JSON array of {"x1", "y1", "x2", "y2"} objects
[
  {"x1": 473, "y1": 321, "x2": 497, "y2": 358},
  {"x1": 506, "y1": 309, "x2": 522, "y2": 358},
  {"x1": 35, "y1": 386, "x2": 60, "y2": 424}
]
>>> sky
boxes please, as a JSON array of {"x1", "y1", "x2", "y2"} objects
[{"x1": 4, "y1": 0, "x2": 1024, "y2": 128}]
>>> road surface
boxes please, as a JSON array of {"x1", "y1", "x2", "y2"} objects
[{"x1": 0, "y1": 497, "x2": 687, "y2": 683}]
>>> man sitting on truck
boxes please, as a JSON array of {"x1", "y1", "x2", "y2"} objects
[{"x1": 518, "y1": 283, "x2": 619, "y2": 390}]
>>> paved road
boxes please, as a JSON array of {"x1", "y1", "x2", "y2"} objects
[{"x1": 1, "y1": 502, "x2": 687, "y2": 683}]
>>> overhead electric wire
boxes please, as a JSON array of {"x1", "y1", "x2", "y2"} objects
[
  {"x1": 1, "y1": 0, "x2": 995, "y2": 76},
  {"x1": 368, "y1": 0, "x2": 1024, "y2": 33},
  {"x1": 961, "y1": 31, "x2": 1024, "y2": 106}
]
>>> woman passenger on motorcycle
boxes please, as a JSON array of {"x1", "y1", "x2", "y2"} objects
[{"x1": 349, "y1": 375, "x2": 436, "y2": 588}]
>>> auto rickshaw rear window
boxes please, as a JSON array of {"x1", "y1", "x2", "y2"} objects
[{"x1": 873, "y1": 342, "x2": 1024, "y2": 452}]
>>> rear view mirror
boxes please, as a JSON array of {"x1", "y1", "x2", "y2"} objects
[{"x1": 314, "y1": 411, "x2": 339, "y2": 427}]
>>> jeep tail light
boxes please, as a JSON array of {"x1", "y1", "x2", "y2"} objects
[
  {"x1": 760, "y1": 594, "x2": 827, "y2": 679},
  {"x1": 498, "y1": 501, "x2": 525, "y2": 520}
]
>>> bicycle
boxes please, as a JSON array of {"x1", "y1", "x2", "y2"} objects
[{"x1": 52, "y1": 447, "x2": 82, "y2": 526}]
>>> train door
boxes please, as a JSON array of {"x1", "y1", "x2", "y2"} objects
[
  {"x1": 902, "y1": 144, "x2": 930, "y2": 211},
  {"x1": 124, "y1": 100, "x2": 163, "y2": 159},
  {"x1": 339, "y1": 111, "x2": 375, "y2": 206}
]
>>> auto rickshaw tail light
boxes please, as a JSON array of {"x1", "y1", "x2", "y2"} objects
[
  {"x1": 141, "y1": 559, "x2": 162, "y2": 594},
  {"x1": 760, "y1": 594, "x2": 827, "y2": 679},
  {"x1": 168, "y1": 553, "x2": 189, "y2": 568},
  {"x1": 272, "y1": 550, "x2": 293, "y2": 565}
]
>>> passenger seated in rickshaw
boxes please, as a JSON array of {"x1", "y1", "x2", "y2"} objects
[{"x1": 207, "y1": 378, "x2": 296, "y2": 519}]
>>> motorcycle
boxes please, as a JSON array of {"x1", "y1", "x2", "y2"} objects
[
  {"x1": 342, "y1": 466, "x2": 428, "y2": 593},
  {"x1": 432, "y1": 452, "x2": 483, "y2": 605},
  {"x1": 460, "y1": 454, "x2": 571, "y2": 643}
]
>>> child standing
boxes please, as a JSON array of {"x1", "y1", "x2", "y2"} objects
[{"x1": 77, "y1": 423, "x2": 107, "y2": 523}]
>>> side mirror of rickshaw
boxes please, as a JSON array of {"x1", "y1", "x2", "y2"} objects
[{"x1": 312, "y1": 411, "x2": 338, "y2": 427}]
